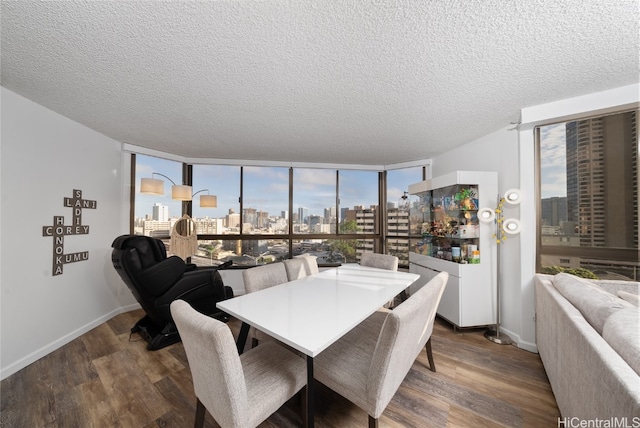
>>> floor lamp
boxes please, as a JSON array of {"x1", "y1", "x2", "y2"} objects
[{"x1": 478, "y1": 188, "x2": 522, "y2": 345}]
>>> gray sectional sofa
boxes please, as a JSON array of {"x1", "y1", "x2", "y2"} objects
[{"x1": 535, "y1": 273, "x2": 640, "y2": 420}]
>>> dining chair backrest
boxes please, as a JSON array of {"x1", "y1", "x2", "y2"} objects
[
  {"x1": 360, "y1": 251, "x2": 398, "y2": 271},
  {"x1": 367, "y1": 271, "x2": 448, "y2": 417},
  {"x1": 170, "y1": 300, "x2": 248, "y2": 427},
  {"x1": 171, "y1": 299, "x2": 307, "y2": 428},
  {"x1": 294, "y1": 254, "x2": 320, "y2": 275},
  {"x1": 242, "y1": 262, "x2": 288, "y2": 294},
  {"x1": 284, "y1": 258, "x2": 308, "y2": 281}
]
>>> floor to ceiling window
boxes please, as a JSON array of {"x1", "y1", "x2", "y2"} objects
[
  {"x1": 537, "y1": 109, "x2": 638, "y2": 280},
  {"x1": 191, "y1": 165, "x2": 241, "y2": 235},
  {"x1": 293, "y1": 168, "x2": 336, "y2": 235},
  {"x1": 386, "y1": 166, "x2": 424, "y2": 268},
  {"x1": 134, "y1": 155, "x2": 184, "y2": 237},
  {"x1": 133, "y1": 154, "x2": 427, "y2": 267},
  {"x1": 242, "y1": 166, "x2": 290, "y2": 235}
]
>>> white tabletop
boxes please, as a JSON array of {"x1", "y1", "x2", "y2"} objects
[{"x1": 217, "y1": 264, "x2": 420, "y2": 357}]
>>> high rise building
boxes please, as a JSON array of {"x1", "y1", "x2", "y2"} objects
[
  {"x1": 256, "y1": 211, "x2": 269, "y2": 229},
  {"x1": 152, "y1": 203, "x2": 169, "y2": 221},
  {"x1": 565, "y1": 111, "x2": 637, "y2": 248},
  {"x1": 355, "y1": 206, "x2": 377, "y2": 254},
  {"x1": 541, "y1": 197, "x2": 568, "y2": 227},
  {"x1": 324, "y1": 206, "x2": 336, "y2": 220},
  {"x1": 387, "y1": 205, "x2": 410, "y2": 266},
  {"x1": 340, "y1": 207, "x2": 351, "y2": 223},
  {"x1": 243, "y1": 208, "x2": 258, "y2": 228},
  {"x1": 309, "y1": 215, "x2": 322, "y2": 229},
  {"x1": 226, "y1": 211, "x2": 240, "y2": 229},
  {"x1": 298, "y1": 207, "x2": 309, "y2": 226}
]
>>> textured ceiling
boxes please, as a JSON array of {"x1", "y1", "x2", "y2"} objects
[{"x1": 2, "y1": 1, "x2": 638, "y2": 165}]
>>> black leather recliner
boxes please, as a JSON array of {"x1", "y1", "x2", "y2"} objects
[{"x1": 111, "y1": 234, "x2": 233, "y2": 350}]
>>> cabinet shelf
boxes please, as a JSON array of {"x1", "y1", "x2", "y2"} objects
[{"x1": 408, "y1": 171, "x2": 498, "y2": 328}]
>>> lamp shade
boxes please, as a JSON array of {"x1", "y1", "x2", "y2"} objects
[
  {"x1": 503, "y1": 188, "x2": 522, "y2": 205},
  {"x1": 172, "y1": 185, "x2": 193, "y2": 201},
  {"x1": 200, "y1": 194, "x2": 217, "y2": 208},
  {"x1": 502, "y1": 218, "x2": 522, "y2": 235},
  {"x1": 140, "y1": 178, "x2": 164, "y2": 195},
  {"x1": 478, "y1": 207, "x2": 496, "y2": 223}
]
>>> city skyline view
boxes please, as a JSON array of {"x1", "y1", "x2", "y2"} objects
[
  {"x1": 135, "y1": 154, "x2": 422, "y2": 221},
  {"x1": 538, "y1": 110, "x2": 637, "y2": 280}
]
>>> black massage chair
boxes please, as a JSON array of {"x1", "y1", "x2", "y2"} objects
[{"x1": 111, "y1": 234, "x2": 233, "y2": 350}]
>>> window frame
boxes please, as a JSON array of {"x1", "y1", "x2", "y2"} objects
[
  {"x1": 535, "y1": 109, "x2": 639, "y2": 279},
  {"x1": 131, "y1": 157, "x2": 429, "y2": 266}
]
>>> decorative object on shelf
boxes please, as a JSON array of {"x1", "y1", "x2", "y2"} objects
[
  {"x1": 416, "y1": 185, "x2": 481, "y2": 263},
  {"x1": 42, "y1": 189, "x2": 97, "y2": 275},
  {"x1": 479, "y1": 188, "x2": 522, "y2": 345},
  {"x1": 454, "y1": 188, "x2": 478, "y2": 210}
]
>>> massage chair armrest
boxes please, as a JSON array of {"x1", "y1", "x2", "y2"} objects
[
  {"x1": 179, "y1": 269, "x2": 228, "y2": 299},
  {"x1": 155, "y1": 269, "x2": 230, "y2": 320},
  {"x1": 137, "y1": 256, "x2": 188, "y2": 297}
]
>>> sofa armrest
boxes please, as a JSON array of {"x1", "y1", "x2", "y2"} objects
[{"x1": 535, "y1": 274, "x2": 640, "y2": 419}]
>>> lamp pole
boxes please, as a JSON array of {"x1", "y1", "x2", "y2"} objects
[{"x1": 484, "y1": 195, "x2": 513, "y2": 345}]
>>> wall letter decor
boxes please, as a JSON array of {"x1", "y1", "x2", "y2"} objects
[{"x1": 42, "y1": 189, "x2": 97, "y2": 276}]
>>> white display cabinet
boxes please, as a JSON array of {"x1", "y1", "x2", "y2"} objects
[{"x1": 408, "y1": 171, "x2": 498, "y2": 328}]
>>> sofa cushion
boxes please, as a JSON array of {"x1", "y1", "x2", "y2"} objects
[
  {"x1": 602, "y1": 307, "x2": 640, "y2": 376},
  {"x1": 618, "y1": 291, "x2": 640, "y2": 307},
  {"x1": 595, "y1": 280, "x2": 640, "y2": 298},
  {"x1": 553, "y1": 273, "x2": 634, "y2": 334}
]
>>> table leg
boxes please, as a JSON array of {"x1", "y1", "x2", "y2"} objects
[
  {"x1": 237, "y1": 322, "x2": 249, "y2": 355},
  {"x1": 306, "y1": 355, "x2": 314, "y2": 428}
]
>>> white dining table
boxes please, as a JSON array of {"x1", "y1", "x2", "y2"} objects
[{"x1": 216, "y1": 263, "x2": 420, "y2": 428}]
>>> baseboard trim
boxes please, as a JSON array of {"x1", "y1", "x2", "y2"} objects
[
  {"x1": 500, "y1": 326, "x2": 538, "y2": 353},
  {"x1": 0, "y1": 303, "x2": 141, "y2": 381}
]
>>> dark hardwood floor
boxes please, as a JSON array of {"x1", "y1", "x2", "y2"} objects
[{"x1": 0, "y1": 309, "x2": 560, "y2": 427}]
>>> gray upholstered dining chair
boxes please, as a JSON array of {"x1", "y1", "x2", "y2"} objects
[
  {"x1": 360, "y1": 251, "x2": 399, "y2": 271},
  {"x1": 294, "y1": 254, "x2": 319, "y2": 275},
  {"x1": 242, "y1": 262, "x2": 289, "y2": 294},
  {"x1": 170, "y1": 300, "x2": 307, "y2": 428},
  {"x1": 284, "y1": 258, "x2": 308, "y2": 281},
  {"x1": 242, "y1": 262, "x2": 289, "y2": 347},
  {"x1": 360, "y1": 251, "x2": 401, "y2": 307},
  {"x1": 313, "y1": 271, "x2": 449, "y2": 428},
  {"x1": 284, "y1": 254, "x2": 320, "y2": 280}
]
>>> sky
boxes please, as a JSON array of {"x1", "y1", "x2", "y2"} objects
[
  {"x1": 539, "y1": 122, "x2": 568, "y2": 199},
  {"x1": 135, "y1": 154, "x2": 423, "y2": 220}
]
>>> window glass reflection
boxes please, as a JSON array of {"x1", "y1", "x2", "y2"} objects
[
  {"x1": 134, "y1": 154, "x2": 183, "y2": 238},
  {"x1": 338, "y1": 170, "x2": 379, "y2": 235},
  {"x1": 192, "y1": 165, "x2": 241, "y2": 235},
  {"x1": 243, "y1": 166, "x2": 289, "y2": 234},
  {"x1": 293, "y1": 168, "x2": 336, "y2": 234}
]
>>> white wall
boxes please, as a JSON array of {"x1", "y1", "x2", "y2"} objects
[{"x1": 0, "y1": 88, "x2": 136, "y2": 379}]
